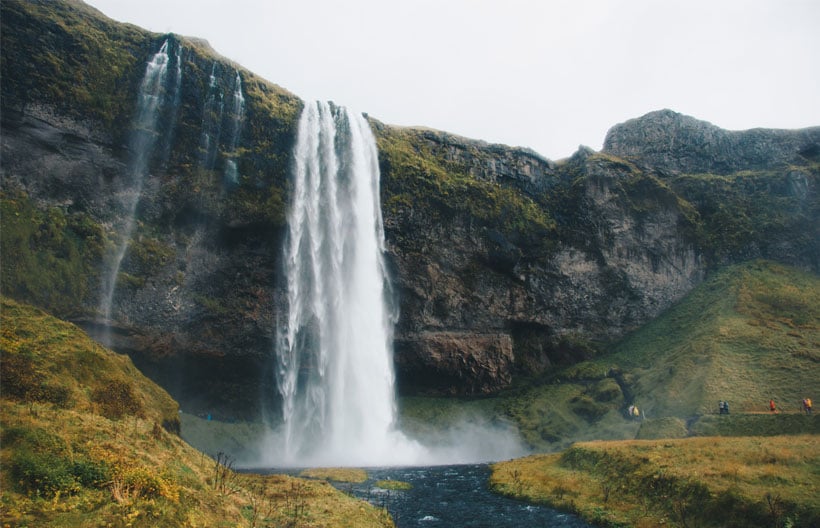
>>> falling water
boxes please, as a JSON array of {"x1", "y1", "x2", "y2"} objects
[
  {"x1": 98, "y1": 40, "x2": 172, "y2": 343},
  {"x1": 223, "y1": 70, "x2": 245, "y2": 184},
  {"x1": 160, "y1": 43, "x2": 183, "y2": 165},
  {"x1": 199, "y1": 62, "x2": 223, "y2": 170},
  {"x1": 274, "y1": 101, "x2": 424, "y2": 466}
]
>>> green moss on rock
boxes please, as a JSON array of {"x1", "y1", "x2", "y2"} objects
[
  {"x1": 377, "y1": 126, "x2": 555, "y2": 249},
  {"x1": 0, "y1": 190, "x2": 105, "y2": 317}
]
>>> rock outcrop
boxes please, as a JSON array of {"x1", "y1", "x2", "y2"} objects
[
  {"x1": 1, "y1": 0, "x2": 817, "y2": 418},
  {"x1": 603, "y1": 109, "x2": 820, "y2": 175}
]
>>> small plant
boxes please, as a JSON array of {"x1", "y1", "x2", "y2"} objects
[
  {"x1": 242, "y1": 479, "x2": 278, "y2": 528},
  {"x1": 509, "y1": 468, "x2": 524, "y2": 496},
  {"x1": 551, "y1": 484, "x2": 570, "y2": 500},
  {"x1": 211, "y1": 451, "x2": 240, "y2": 496},
  {"x1": 284, "y1": 480, "x2": 308, "y2": 526},
  {"x1": 600, "y1": 479, "x2": 614, "y2": 503}
]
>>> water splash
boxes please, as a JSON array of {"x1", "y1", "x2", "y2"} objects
[
  {"x1": 223, "y1": 70, "x2": 245, "y2": 185},
  {"x1": 98, "y1": 39, "x2": 172, "y2": 345},
  {"x1": 273, "y1": 101, "x2": 424, "y2": 466}
]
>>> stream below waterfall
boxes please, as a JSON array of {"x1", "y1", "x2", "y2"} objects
[{"x1": 263, "y1": 464, "x2": 592, "y2": 527}]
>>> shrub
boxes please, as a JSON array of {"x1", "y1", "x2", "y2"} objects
[
  {"x1": 11, "y1": 449, "x2": 78, "y2": 497},
  {"x1": 92, "y1": 379, "x2": 144, "y2": 419},
  {"x1": 2, "y1": 426, "x2": 68, "y2": 454},
  {"x1": 108, "y1": 465, "x2": 179, "y2": 503},
  {"x1": 72, "y1": 458, "x2": 111, "y2": 488}
]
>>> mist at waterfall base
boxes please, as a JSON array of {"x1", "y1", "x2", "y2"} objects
[{"x1": 254, "y1": 101, "x2": 528, "y2": 468}]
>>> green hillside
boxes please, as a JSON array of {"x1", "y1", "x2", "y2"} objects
[
  {"x1": 0, "y1": 297, "x2": 393, "y2": 527},
  {"x1": 402, "y1": 260, "x2": 819, "y2": 450},
  {"x1": 609, "y1": 259, "x2": 818, "y2": 416}
]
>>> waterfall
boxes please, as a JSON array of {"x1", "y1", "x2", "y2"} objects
[
  {"x1": 223, "y1": 70, "x2": 245, "y2": 184},
  {"x1": 199, "y1": 62, "x2": 223, "y2": 170},
  {"x1": 98, "y1": 40, "x2": 172, "y2": 344},
  {"x1": 160, "y1": 43, "x2": 183, "y2": 165},
  {"x1": 274, "y1": 101, "x2": 423, "y2": 466}
]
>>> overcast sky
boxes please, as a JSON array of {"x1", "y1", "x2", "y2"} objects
[{"x1": 85, "y1": 0, "x2": 819, "y2": 159}]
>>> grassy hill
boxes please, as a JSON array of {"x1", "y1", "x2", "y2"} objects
[
  {"x1": 0, "y1": 297, "x2": 394, "y2": 527},
  {"x1": 484, "y1": 259, "x2": 820, "y2": 526},
  {"x1": 399, "y1": 260, "x2": 819, "y2": 450},
  {"x1": 497, "y1": 259, "x2": 819, "y2": 449}
]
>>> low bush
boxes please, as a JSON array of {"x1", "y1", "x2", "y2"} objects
[{"x1": 91, "y1": 379, "x2": 144, "y2": 420}]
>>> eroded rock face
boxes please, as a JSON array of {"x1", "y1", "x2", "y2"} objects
[
  {"x1": 381, "y1": 131, "x2": 708, "y2": 394},
  {"x1": 396, "y1": 332, "x2": 514, "y2": 395}
]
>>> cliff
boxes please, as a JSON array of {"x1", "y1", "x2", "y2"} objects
[
  {"x1": 603, "y1": 109, "x2": 820, "y2": 175},
  {"x1": 2, "y1": 0, "x2": 818, "y2": 418}
]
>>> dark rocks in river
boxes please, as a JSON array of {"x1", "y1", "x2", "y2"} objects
[{"x1": 1, "y1": 0, "x2": 818, "y2": 418}]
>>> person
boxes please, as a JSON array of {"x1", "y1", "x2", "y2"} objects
[
  {"x1": 724, "y1": 401, "x2": 729, "y2": 414},
  {"x1": 718, "y1": 401, "x2": 725, "y2": 414},
  {"x1": 804, "y1": 398, "x2": 812, "y2": 415},
  {"x1": 769, "y1": 399, "x2": 776, "y2": 413}
]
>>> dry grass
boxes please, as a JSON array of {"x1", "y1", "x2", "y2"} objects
[
  {"x1": 0, "y1": 297, "x2": 394, "y2": 527},
  {"x1": 491, "y1": 435, "x2": 820, "y2": 528}
]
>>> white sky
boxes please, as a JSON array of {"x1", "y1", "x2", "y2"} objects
[{"x1": 85, "y1": 0, "x2": 820, "y2": 159}]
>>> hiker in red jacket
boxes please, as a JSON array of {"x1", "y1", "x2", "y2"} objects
[{"x1": 769, "y1": 399, "x2": 776, "y2": 413}]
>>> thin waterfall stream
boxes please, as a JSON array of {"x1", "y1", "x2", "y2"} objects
[
  {"x1": 98, "y1": 39, "x2": 174, "y2": 345},
  {"x1": 223, "y1": 70, "x2": 245, "y2": 184}
]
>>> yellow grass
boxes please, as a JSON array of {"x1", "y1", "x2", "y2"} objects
[
  {"x1": 491, "y1": 435, "x2": 820, "y2": 528},
  {"x1": 0, "y1": 297, "x2": 394, "y2": 527}
]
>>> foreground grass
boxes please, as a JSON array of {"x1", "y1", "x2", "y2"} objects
[
  {"x1": 491, "y1": 435, "x2": 820, "y2": 528},
  {"x1": 0, "y1": 297, "x2": 393, "y2": 527}
]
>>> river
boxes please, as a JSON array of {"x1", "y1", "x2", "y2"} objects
[{"x1": 325, "y1": 464, "x2": 591, "y2": 527}]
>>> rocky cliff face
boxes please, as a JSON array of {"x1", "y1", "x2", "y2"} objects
[
  {"x1": 2, "y1": 0, "x2": 818, "y2": 418},
  {"x1": 603, "y1": 109, "x2": 820, "y2": 175},
  {"x1": 378, "y1": 130, "x2": 709, "y2": 394}
]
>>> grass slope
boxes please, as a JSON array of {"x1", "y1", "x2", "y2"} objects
[
  {"x1": 490, "y1": 435, "x2": 820, "y2": 528},
  {"x1": 0, "y1": 297, "x2": 393, "y2": 528},
  {"x1": 497, "y1": 260, "x2": 819, "y2": 449}
]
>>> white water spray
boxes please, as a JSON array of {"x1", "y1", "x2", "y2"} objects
[
  {"x1": 99, "y1": 40, "x2": 171, "y2": 343},
  {"x1": 273, "y1": 101, "x2": 424, "y2": 466}
]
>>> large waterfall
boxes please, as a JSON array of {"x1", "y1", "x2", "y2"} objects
[
  {"x1": 99, "y1": 40, "x2": 174, "y2": 342},
  {"x1": 274, "y1": 101, "x2": 423, "y2": 466}
]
